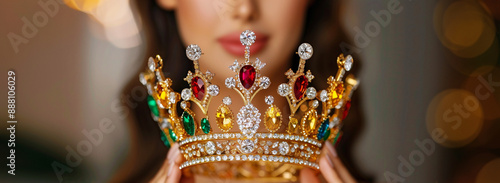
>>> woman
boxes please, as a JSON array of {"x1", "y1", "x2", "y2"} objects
[{"x1": 119, "y1": 0, "x2": 363, "y2": 182}]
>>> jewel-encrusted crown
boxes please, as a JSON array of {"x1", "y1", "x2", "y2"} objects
[{"x1": 139, "y1": 30, "x2": 359, "y2": 181}]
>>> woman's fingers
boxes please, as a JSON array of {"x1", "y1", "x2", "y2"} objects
[
  {"x1": 324, "y1": 143, "x2": 357, "y2": 183},
  {"x1": 319, "y1": 153, "x2": 344, "y2": 183},
  {"x1": 300, "y1": 167, "x2": 321, "y2": 183}
]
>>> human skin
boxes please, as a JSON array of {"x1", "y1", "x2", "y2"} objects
[{"x1": 151, "y1": 0, "x2": 357, "y2": 182}]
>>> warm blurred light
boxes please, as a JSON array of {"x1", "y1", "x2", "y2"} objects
[
  {"x1": 479, "y1": 0, "x2": 500, "y2": 20},
  {"x1": 476, "y1": 158, "x2": 500, "y2": 183},
  {"x1": 462, "y1": 67, "x2": 500, "y2": 120},
  {"x1": 426, "y1": 89, "x2": 483, "y2": 148},
  {"x1": 64, "y1": 0, "x2": 141, "y2": 48},
  {"x1": 444, "y1": 38, "x2": 498, "y2": 76},
  {"x1": 434, "y1": 0, "x2": 496, "y2": 58}
]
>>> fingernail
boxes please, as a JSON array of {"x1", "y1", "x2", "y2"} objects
[
  {"x1": 325, "y1": 142, "x2": 337, "y2": 157},
  {"x1": 324, "y1": 154, "x2": 334, "y2": 168},
  {"x1": 167, "y1": 161, "x2": 175, "y2": 177}
]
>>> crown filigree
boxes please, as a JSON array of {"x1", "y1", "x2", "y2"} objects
[{"x1": 139, "y1": 30, "x2": 359, "y2": 181}]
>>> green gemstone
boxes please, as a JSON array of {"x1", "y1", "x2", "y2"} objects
[
  {"x1": 160, "y1": 130, "x2": 171, "y2": 148},
  {"x1": 201, "y1": 118, "x2": 211, "y2": 134},
  {"x1": 182, "y1": 111, "x2": 195, "y2": 136},
  {"x1": 169, "y1": 128, "x2": 177, "y2": 142},
  {"x1": 323, "y1": 128, "x2": 331, "y2": 141},
  {"x1": 332, "y1": 130, "x2": 340, "y2": 145},
  {"x1": 147, "y1": 95, "x2": 160, "y2": 117}
]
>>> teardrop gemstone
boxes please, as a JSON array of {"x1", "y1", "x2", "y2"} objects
[
  {"x1": 294, "y1": 75, "x2": 308, "y2": 100},
  {"x1": 147, "y1": 95, "x2": 159, "y2": 117},
  {"x1": 317, "y1": 119, "x2": 329, "y2": 140},
  {"x1": 191, "y1": 76, "x2": 205, "y2": 101},
  {"x1": 216, "y1": 105, "x2": 233, "y2": 132},
  {"x1": 201, "y1": 118, "x2": 211, "y2": 134},
  {"x1": 264, "y1": 105, "x2": 282, "y2": 132},
  {"x1": 342, "y1": 100, "x2": 352, "y2": 120},
  {"x1": 239, "y1": 65, "x2": 256, "y2": 89}
]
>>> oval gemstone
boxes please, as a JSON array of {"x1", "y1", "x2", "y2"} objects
[
  {"x1": 329, "y1": 83, "x2": 344, "y2": 104},
  {"x1": 181, "y1": 111, "x2": 195, "y2": 136},
  {"x1": 201, "y1": 118, "x2": 211, "y2": 134},
  {"x1": 147, "y1": 95, "x2": 159, "y2": 117},
  {"x1": 216, "y1": 105, "x2": 233, "y2": 132},
  {"x1": 302, "y1": 111, "x2": 318, "y2": 136},
  {"x1": 191, "y1": 76, "x2": 205, "y2": 101},
  {"x1": 239, "y1": 65, "x2": 256, "y2": 89},
  {"x1": 317, "y1": 119, "x2": 329, "y2": 140},
  {"x1": 264, "y1": 105, "x2": 282, "y2": 132},
  {"x1": 287, "y1": 117, "x2": 299, "y2": 134},
  {"x1": 294, "y1": 75, "x2": 308, "y2": 100}
]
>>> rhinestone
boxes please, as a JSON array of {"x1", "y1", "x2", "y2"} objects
[
  {"x1": 139, "y1": 73, "x2": 146, "y2": 85},
  {"x1": 240, "y1": 65, "x2": 256, "y2": 89},
  {"x1": 269, "y1": 156, "x2": 274, "y2": 161},
  {"x1": 279, "y1": 142, "x2": 289, "y2": 155},
  {"x1": 298, "y1": 43, "x2": 313, "y2": 60},
  {"x1": 344, "y1": 55, "x2": 353, "y2": 71},
  {"x1": 169, "y1": 92, "x2": 176, "y2": 104},
  {"x1": 249, "y1": 155, "x2": 254, "y2": 160},
  {"x1": 255, "y1": 155, "x2": 260, "y2": 160},
  {"x1": 259, "y1": 76, "x2": 271, "y2": 89},
  {"x1": 237, "y1": 104, "x2": 261, "y2": 139},
  {"x1": 242, "y1": 155, "x2": 247, "y2": 161},
  {"x1": 311, "y1": 100, "x2": 319, "y2": 108},
  {"x1": 229, "y1": 155, "x2": 234, "y2": 160},
  {"x1": 191, "y1": 76, "x2": 205, "y2": 101},
  {"x1": 240, "y1": 139, "x2": 255, "y2": 153},
  {"x1": 272, "y1": 150, "x2": 277, "y2": 155},
  {"x1": 279, "y1": 156, "x2": 283, "y2": 162},
  {"x1": 210, "y1": 156, "x2": 215, "y2": 161},
  {"x1": 285, "y1": 157, "x2": 289, "y2": 162},
  {"x1": 181, "y1": 88, "x2": 191, "y2": 101},
  {"x1": 216, "y1": 104, "x2": 234, "y2": 131},
  {"x1": 222, "y1": 155, "x2": 228, "y2": 161},
  {"x1": 262, "y1": 155, "x2": 267, "y2": 161},
  {"x1": 186, "y1": 44, "x2": 202, "y2": 61},
  {"x1": 205, "y1": 141, "x2": 216, "y2": 155},
  {"x1": 240, "y1": 30, "x2": 256, "y2": 46},
  {"x1": 216, "y1": 156, "x2": 221, "y2": 161},
  {"x1": 343, "y1": 100, "x2": 352, "y2": 120},
  {"x1": 148, "y1": 57, "x2": 155, "y2": 71},
  {"x1": 330, "y1": 116, "x2": 340, "y2": 128},
  {"x1": 274, "y1": 156, "x2": 278, "y2": 162},
  {"x1": 264, "y1": 105, "x2": 281, "y2": 132},
  {"x1": 223, "y1": 97, "x2": 232, "y2": 105},
  {"x1": 225, "y1": 77, "x2": 236, "y2": 88},
  {"x1": 235, "y1": 155, "x2": 241, "y2": 160},
  {"x1": 207, "y1": 85, "x2": 219, "y2": 96},
  {"x1": 294, "y1": 75, "x2": 308, "y2": 100},
  {"x1": 278, "y1": 83, "x2": 291, "y2": 96},
  {"x1": 306, "y1": 87, "x2": 317, "y2": 99},
  {"x1": 320, "y1": 90, "x2": 328, "y2": 102}
]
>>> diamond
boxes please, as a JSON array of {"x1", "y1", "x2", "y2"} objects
[
  {"x1": 265, "y1": 96, "x2": 274, "y2": 105},
  {"x1": 186, "y1": 44, "x2": 202, "y2": 61},
  {"x1": 181, "y1": 88, "x2": 191, "y2": 101},
  {"x1": 180, "y1": 101, "x2": 188, "y2": 109},
  {"x1": 240, "y1": 65, "x2": 256, "y2": 89},
  {"x1": 229, "y1": 60, "x2": 239, "y2": 72},
  {"x1": 330, "y1": 116, "x2": 340, "y2": 127},
  {"x1": 298, "y1": 43, "x2": 313, "y2": 60},
  {"x1": 311, "y1": 100, "x2": 319, "y2": 108},
  {"x1": 191, "y1": 76, "x2": 205, "y2": 101},
  {"x1": 225, "y1": 77, "x2": 236, "y2": 88},
  {"x1": 259, "y1": 76, "x2": 270, "y2": 89},
  {"x1": 139, "y1": 73, "x2": 146, "y2": 85},
  {"x1": 344, "y1": 55, "x2": 353, "y2": 71},
  {"x1": 294, "y1": 75, "x2": 309, "y2": 100},
  {"x1": 306, "y1": 87, "x2": 316, "y2": 99},
  {"x1": 240, "y1": 139, "x2": 255, "y2": 153},
  {"x1": 207, "y1": 85, "x2": 219, "y2": 96},
  {"x1": 205, "y1": 141, "x2": 216, "y2": 155},
  {"x1": 278, "y1": 83, "x2": 291, "y2": 96},
  {"x1": 240, "y1": 30, "x2": 256, "y2": 46},
  {"x1": 320, "y1": 90, "x2": 328, "y2": 102},
  {"x1": 148, "y1": 57, "x2": 155, "y2": 71},
  {"x1": 223, "y1": 97, "x2": 232, "y2": 105},
  {"x1": 169, "y1": 92, "x2": 176, "y2": 104},
  {"x1": 255, "y1": 58, "x2": 266, "y2": 70}
]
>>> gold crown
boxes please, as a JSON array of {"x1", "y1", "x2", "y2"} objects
[{"x1": 139, "y1": 30, "x2": 359, "y2": 181}]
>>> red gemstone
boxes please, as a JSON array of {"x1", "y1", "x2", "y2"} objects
[
  {"x1": 191, "y1": 76, "x2": 205, "y2": 100},
  {"x1": 293, "y1": 75, "x2": 308, "y2": 100},
  {"x1": 239, "y1": 65, "x2": 256, "y2": 89},
  {"x1": 342, "y1": 100, "x2": 352, "y2": 120}
]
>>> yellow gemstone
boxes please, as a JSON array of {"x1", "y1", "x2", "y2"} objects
[
  {"x1": 302, "y1": 110, "x2": 318, "y2": 136},
  {"x1": 216, "y1": 105, "x2": 233, "y2": 132},
  {"x1": 329, "y1": 83, "x2": 344, "y2": 104},
  {"x1": 287, "y1": 117, "x2": 299, "y2": 134},
  {"x1": 264, "y1": 105, "x2": 282, "y2": 132}
]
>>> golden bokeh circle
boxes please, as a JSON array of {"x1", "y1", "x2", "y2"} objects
[
  {"x1": 426, "y1": 89, "x2": 484, "y2": 148},
  {"x1": 476, "y1": 158, "x2": 500, "y2": 183}
]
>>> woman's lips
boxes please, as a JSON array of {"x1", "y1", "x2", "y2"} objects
[{"x1": 217, "y1": 31, "x2": 269, "y2": 57}]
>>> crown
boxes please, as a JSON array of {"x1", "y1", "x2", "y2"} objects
[{"x1": 139, "y1": 30, "x2": 359, "y2": 181}]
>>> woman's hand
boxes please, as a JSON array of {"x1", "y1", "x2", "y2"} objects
[
  {"x1": 150, "y1": 143, "x2": 192, "y2": 183},
  {"x1": 300, "y1": 142, "x2": 357, "y2": 183}
]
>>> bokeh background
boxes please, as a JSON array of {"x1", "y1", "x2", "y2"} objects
[{"x1": 1, "y1": 0, "x2": 499, "y2": 182}]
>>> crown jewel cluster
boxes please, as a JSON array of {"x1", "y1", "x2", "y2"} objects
[{"x1": 140, "y1": 30, "x2": 359, "y2": 177}]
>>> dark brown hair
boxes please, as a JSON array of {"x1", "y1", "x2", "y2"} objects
[{"x1": 114, "y1": 0, "x2": 367, "y2": 182}]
